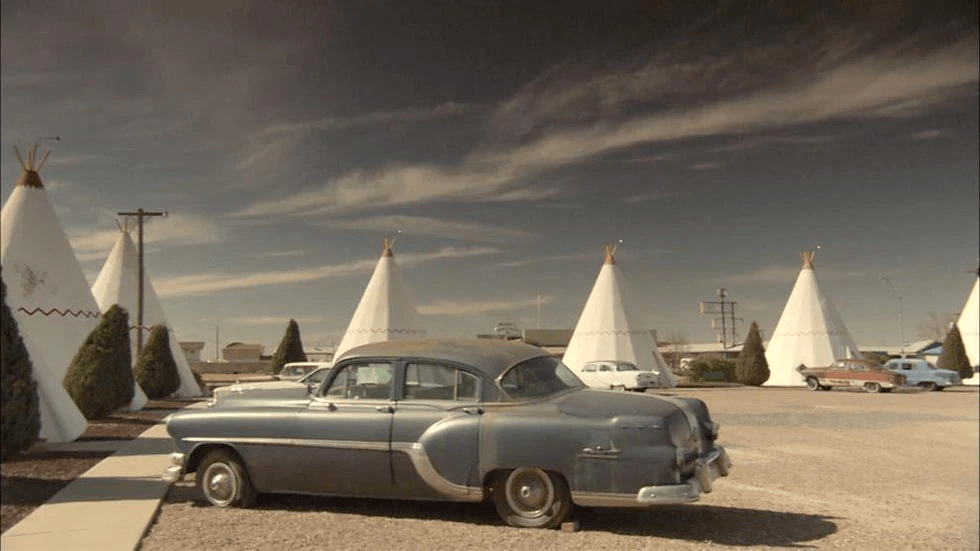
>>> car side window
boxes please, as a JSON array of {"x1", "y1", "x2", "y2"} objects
[
  {"x1": 599, "y1": 365, "x2": 612, "y2": 372},
  {"x1": 403, "y1": 363, "x2": 480, "y2": 401},
  {"x1": 902, "y1": 363, "x2": 912, "y2": 370},
  {"x1": 323, "y1": 362, "x2": 393, "y2": 400},
  {"x1": 582, "y1": 365, "x2": 597, "y2": 372}
]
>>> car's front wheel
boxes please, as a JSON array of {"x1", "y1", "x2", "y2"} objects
[
  {"x1": 491, "y1": 468, "x2": 571, "y2": 528},
  {"x1": 197, "y1": 448, "x2": 256, "y2": 508},
  {"x1": 921, "y1": 382, "x2": 937, "y2": 391},
  {"x1": 805, "y1": 377, "x2": 822, "y2": 391},
  {"x1": 863, "y1": 382, "x2": 882, "y2": 393}
]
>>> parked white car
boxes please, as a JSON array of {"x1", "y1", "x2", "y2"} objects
[
  {"x1": 211, "y1": 363, "x2": 332, "y2": 403},
  {"x1": 882, "y1": 358, "x2": 962, "y2": 391},
  {"x1": 576, "y1": 361, "x2": 662, "y2": 391}
]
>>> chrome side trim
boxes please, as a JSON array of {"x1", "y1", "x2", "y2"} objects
[
  {"x1": 392, "y1": 442, "x2": 484, "y2": 502},
  {"x1": 182, "y1": 437, "x2": 483, "y2": 501},
  {"x1": 184, "y1": 436, "x2": 390, "y2": 452}
]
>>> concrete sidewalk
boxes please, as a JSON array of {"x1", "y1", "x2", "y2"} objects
[{"x1": 1, "y1": 423, "x2": 176, "y2": 551}]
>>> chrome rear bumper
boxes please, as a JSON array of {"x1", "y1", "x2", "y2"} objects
[{"x1": 572, "y1": 446, "x2": 732, "y2": 507}]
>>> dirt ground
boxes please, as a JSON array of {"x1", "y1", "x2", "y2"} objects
[
  {"x1": 0, "y1": 399, "x2": 187, "y2": 533},
  {"x1": 139, "y1": 387, "x2": 979, "y2": 551}
]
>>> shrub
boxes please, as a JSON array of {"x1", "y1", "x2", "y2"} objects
[
  {"x1": 268, "y1": 319, "x2": 307, "y2": 375},
  {"x1": 1, "y1": 269, "x2": 41, "y2": 458},
  {"x1": 687, "y1": 356, "x2": 736, "y2": 383},
  {"x1": 735, "y1": 321, "x2": 770, "y2": 386},
  {"x1": 937, "y1": 325, "x2": 973, "y2": 380},
  {"x1": 135, "y1": 325, "x2": 181, "y2": 399},
  {"x1": 64, "y1": 304, "x2": 134, "y2": 419}
]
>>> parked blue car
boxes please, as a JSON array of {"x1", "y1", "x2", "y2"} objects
[{"x1": 883, "y1": 358, "x2": 961, "y2": 391}]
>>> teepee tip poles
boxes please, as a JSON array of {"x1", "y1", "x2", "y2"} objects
[{"x1": 117, "y1": 208, "x2": 167, "y2": 356}]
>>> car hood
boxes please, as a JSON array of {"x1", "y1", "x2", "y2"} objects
[{"x1": 557, "y1": 389, "x2": 679, "y2": 419}]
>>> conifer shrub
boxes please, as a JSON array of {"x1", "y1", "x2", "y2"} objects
[
  {"x1": 1, "y1": 270, "x2": 41, "y2": 458},
  {"x1": 938, "y1": 325, "x2": 974, "y2": 381},
  {"x1": 735, "y1": 321, "x2": 770, "y2": 386},
  {"x1": 687, "y1": 356, "x2": 736, "y2": 383},
  {"x1": 268, "y1": 319, "x2": 307, "y2": 375},
  {"x1": 64, "y1": 304, "x2": 135, "y2": 419},
  {"x1": 135, "y1": 325, "x2": 182, "y2": 399}
]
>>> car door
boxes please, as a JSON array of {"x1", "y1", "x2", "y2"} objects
[
  {"x1": 389, "y1": 361, "x2": 483, "y2": 500},
  {"x1": 291, "y1": 360, "x2": 396, "y2": 497}
]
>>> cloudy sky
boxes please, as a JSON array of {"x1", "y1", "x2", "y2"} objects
[{"x1": 2, "y1": 1, "x2": 977, "y2": 357}]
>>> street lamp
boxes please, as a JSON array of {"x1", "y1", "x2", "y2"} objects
[{"x1": 881, "y1": 276, "x2": 904, "y2": 356}]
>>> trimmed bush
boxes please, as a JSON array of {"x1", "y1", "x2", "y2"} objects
[
  {"x1": 268, "y1": 319, "x2": 307, "y2": 375},
  {"x1": 135, "y1": 325, "x2": 181, "y2": 399},
  {"x1": 64, "y1": 304, "x2": 135, "y2": 419},
  {"x1": 688, "y1": 356, "x2": 736, "y2": 383},
  {"x1": 1, "y1": 269, "x2": 41, "y2": 458},
  {"x1": 938, "y1": 325, "x2": 973, "y2": 380},
  {"x1": 735, "y1": 321, "x2": 770, "y2": 386}
]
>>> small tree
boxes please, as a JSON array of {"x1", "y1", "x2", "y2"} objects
[
  {"x1": 135, "y1": 325, "x2": 181, "y2": 399},
  {"x1": 268, "y1": 319, "x2": 307, "y2": 375},
  {"x1": 735, "y1": 321, "x2": 770, "y2": 386},
  {"x1": 937, "y1": 325, "x2": 974, "y2": 380},
  {"x1": 64, "y1": 304, "x2": 134, "y2": 419},
  {"x1": 1, "y1": 269, "x2": 41, "y2": 458}
]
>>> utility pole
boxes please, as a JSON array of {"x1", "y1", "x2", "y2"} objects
[
  {"x1": 117, "y1": 208, "x2": 167, "y2": 356},
  {"x1": 881, "y1": 277, "x2": 904, "y2": 356},
  {"x1": 700, "y1": 288, "x2": 742, "y2": 349}
]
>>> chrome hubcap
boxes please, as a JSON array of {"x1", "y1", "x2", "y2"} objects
[
  {"x1": 204, "y1": 464, "x2": 236, "y2": 505},
  {"x1": 506, "y1": 468, "x2": 554, "y2": 517}
]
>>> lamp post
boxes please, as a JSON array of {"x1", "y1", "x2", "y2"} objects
[{"x1": 881, "y1": 277, "x2": 904, "y2": 356}]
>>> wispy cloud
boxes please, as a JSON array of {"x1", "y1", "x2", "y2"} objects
[
  {"x1": 254, "y1": 249, "x2": 308, "y2": 258},
  {"x1": 912, "y1": 129, "x2": 944, "y2": 140},
  {"x1": 729, "y1": 264, "x2": 868, "y2": 284},
  {"x1": 233, "y1": 34, "x2": 977, "y2": 218},
  {"x1": 689, "y1": 162, "x2": 722, "y2": 171},
  {"x1": 255, "y1": 102, "x2": 472, "y2": 138},
  {"x1": 314, "y1": 215, "x2": 533, "y2": 244},
  {"x1": 495, "y1": 253, "x2": 597, "y2": 269},
  {"x1": 68, "y1": 213, "x2": 227, "y2": 262},
  {"x1": 155, "y1": 246, "x2": 499, "y2": 297},
  {"x1": 621, "y1": 191, "x2": 678, "y2": 203},
  {"x1": 419, "y1": 295, "x2": 555, "y2": 316}
]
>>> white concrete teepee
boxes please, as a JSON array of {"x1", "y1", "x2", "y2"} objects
[
  {"x1": 334, "y1": 237, "x2": 426, "y2": 358},
  {"x1": 1, "y1": 146, "x2": 93, "y2": 442},
  {"x1": 91, "y1": 229, "x2": 202, "y2": 398},
  {"x1": 764, "y1": 251, "x2": 862, "y2": 386},
  {"x1": 957, "y1": 275, "x2": 979, "y2": 385},
  {"x1": 562, "y1": 244, "x2": 676, "y2": 388}
]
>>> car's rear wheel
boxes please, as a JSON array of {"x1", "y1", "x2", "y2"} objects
[
  {"x1": 610, "y1": 384, "x2": 625, "y2": 391},
  {"x1": 863, "y1": 382, "x2": 882, "y2": 393},
  {"x1": 491, "y1": 468, "x2": 571, "y2": 528},
  {"x1": 197, "y1": 449, "x2": 256, "y2": 508},
  {"x1": 805, "y1": 377, "x2": 821, "y2": 391},
  {"x1": 921, "y1": 382, "x2": 937, "y2": 391}
]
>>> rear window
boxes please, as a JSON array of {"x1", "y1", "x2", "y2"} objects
[{"x1": 499, "y1": 356, "x2": 584, "y2": 400}]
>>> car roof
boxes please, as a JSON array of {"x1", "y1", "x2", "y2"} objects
[{"x1": 336, "y1": 338, "x2": 551, "y2": 380}]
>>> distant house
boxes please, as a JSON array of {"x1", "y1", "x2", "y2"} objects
[
  {"x1": 304, "y1": 346, "x2": 335, "y2": 363},
  {"x1": 222, "y1": 342, "x2": 264, "y2": 362}
]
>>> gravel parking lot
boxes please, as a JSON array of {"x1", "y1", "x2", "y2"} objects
[{"x1": 140, "y1": 387, "x2": 979, "y2": 551}]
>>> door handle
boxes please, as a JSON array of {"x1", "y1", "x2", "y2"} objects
[
  {"x1": 376, "y1": 404, "x2": 394, "y2": 413},
  {"x1": 462, "y1": 406, "x2": 484, "y2": 415}
]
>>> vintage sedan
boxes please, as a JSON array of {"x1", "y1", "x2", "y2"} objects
[
  {"x1": 797, "y1": 358, "x2": 907, "y2": 393},
  {"x1": 211, "y1": 364, "x2": 332, "y2": 404},
  {"x1": 163, "y1": 338, "x2": 731, "y2": 528},
  {"x1": 576, "y1": 360, "x2": 664, "y2": 391},
  {"x1": 882, "y1": 358, "x2": 961, "y2": 391}
]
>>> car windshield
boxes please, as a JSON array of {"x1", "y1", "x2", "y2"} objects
[
  {"x1": 498, "y1": 356, "x2": 584, "y2": 400},
  {"x1": 299, "y1": 368, "x2": 330, "y2": 385}
]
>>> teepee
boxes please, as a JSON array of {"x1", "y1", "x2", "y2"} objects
[
  {"x1": 334, "y1": 237, "x2": 426, "y2": 358},
  {"x1": 957, "y1": 275, "x2": 979, "y2": 385},
  {"x1": 91, "y1": 227, "x2": 202, "y2": 398},
  {"x1": 562, "y1": 244, "x2": 676, "y2": 387},
  {"x1": 1, "y1": 146, "x2": 93, "y2": 442},
  {"x1": 764, "y1": 251, "x2": 862, "y2": 386}
]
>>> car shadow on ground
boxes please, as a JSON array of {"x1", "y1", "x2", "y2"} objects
[
  {"x1": 167, "y1": 483, "x2": 837, "y2": 546},
  {"x1": 578, "y1": 504, "x2": 838, "y2": 547}
]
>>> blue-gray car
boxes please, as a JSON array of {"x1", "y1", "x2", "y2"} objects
[
  {"x1": 883, "y1": 358, "x2": 962, "y2": 391},
  {"x1": 162, "y1": 338, "x2": 731, "y2": 528}
]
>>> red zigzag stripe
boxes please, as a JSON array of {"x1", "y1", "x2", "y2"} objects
[{"x1": 17, "y1": 307, "x2": 101, "y2": 319}]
